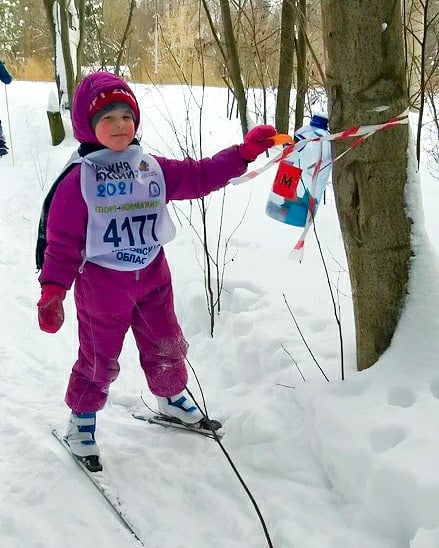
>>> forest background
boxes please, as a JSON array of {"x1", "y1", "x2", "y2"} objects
[
  {"x1": 2, "y1": 1, "x2": 324, "y2": 87},
  {"x1": 1, "y1": 1, "x2": 437, "y2": 143},
  {"x1": 1, "y1": 0, "x2": 439, "y2": 374},
  {"x1": 1, "y1": 1, "x2": 438, "y2": 138}
]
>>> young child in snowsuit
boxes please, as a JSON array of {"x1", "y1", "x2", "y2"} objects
[
  {"x1": 37, "y1": 71, "x2": 276, "y2": 469},
  {"x1": 0, "y1": 60, "x2": 12, "y2": 156}
]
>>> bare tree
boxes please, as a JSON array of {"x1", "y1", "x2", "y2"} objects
[
  {"x1": 294, "y1": 0, "x2": 307, "y2": 129},
  {"x1": 43, "y1": 0, "x2": 85, "y2": 109},
  {"x1": 147, "y1": 2, "x2": 251, "y2": 336},
  {"x1": 404, "y1": 0, "x2": 424, "y2": 111},
  {"x1": 322, "y1": 0, "x2": 411, "y2": 370},
  {"x1": 114, "y1": 0, "x2": 136, "y2": 76},
  {"x1": 218, "y1": 0, "x2": 249, "y2": 135},
  {"x1": 229, "y1": 1, "x2": 278, "y2": 124},
  {"x1": 275, "y1": 0, "x2": 295, "y2": 133},
  {"x1": 423, "y1": 0, "x2": 439, "y2": 174},
  {"x1": 404, "y1": 0, "x2": 439, "y2": 165}
]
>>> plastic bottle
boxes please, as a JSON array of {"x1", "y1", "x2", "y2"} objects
[{"x1": 265, "y1": 113, "x2": 332, "y2": 227}]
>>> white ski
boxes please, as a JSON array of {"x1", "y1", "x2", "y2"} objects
[{"x1": 52, "y1": 429, "x2": 145, "y2": 546}]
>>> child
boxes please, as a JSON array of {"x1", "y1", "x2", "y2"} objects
[
  {"x1": 37, "y1": 71, "x2": 276, "y2": 471},
  {"x1": 0, "y1": 60, "x2": 12, "y2": 156}
]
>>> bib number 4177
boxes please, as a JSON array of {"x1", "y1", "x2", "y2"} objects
[{"x1": 103, "y1": 214, "x2": 158, "y2": 248}]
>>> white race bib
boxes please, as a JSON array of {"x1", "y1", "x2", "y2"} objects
[{"x1": 79, "y1": 145, "x2": 176, "y2": 271}]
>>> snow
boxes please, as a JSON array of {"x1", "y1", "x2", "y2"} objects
[
  {"x1": 47, "y1": 90, "x2": 59, "y2": 113},
  {"x1": 0, "y1": 80, "x2": 438, "y2": 548}
]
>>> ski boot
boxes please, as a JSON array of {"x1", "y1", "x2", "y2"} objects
[
  {"x1": 65, "y1": 412, "x2": 102, "y2": 472},
  {"x1": 156, "y1": 390, "x2": 222, "y2": 431}
]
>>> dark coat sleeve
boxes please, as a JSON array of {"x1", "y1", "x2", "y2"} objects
[{"x1": 0, "y1": 61, "x2": 12, "y2": 84}]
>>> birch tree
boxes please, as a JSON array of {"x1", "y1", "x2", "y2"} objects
[{"x1": 43, "y1": 0, "x2": 85, "y2": 109}]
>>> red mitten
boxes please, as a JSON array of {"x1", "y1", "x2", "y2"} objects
[
  {"x1": 37, "y1": 284, "x2": 66, "y2": 334},
  {"x1": 239, "y1": 125, "x2": 277, "y2": 162}
]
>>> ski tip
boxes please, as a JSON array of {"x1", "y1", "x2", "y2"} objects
[{"x1": 132, "y1": 413, "x2": 148, "y2": 422}]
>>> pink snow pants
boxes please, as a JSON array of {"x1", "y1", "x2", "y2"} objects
[{"x1": 65, "y1": 250, "x2": 188, "y2": 413}]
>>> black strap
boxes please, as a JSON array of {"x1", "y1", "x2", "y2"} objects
[{"x1": 35, "y1": 139, "x2": 140, "y2": 271}]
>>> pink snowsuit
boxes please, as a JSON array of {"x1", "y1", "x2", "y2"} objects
[{"x1": 39, "y1": 72, "x2": 248, "y2": 413}]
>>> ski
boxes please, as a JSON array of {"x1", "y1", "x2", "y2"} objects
[
  {"x1": 132, "y1": 413, "x2": 225, "y2": 439},
  {"x1": 51, "y1": 429, "x2": 145, "y2": 546}
]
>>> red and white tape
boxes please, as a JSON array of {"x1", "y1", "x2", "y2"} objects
[
  {"x1": 230, "y1": 111, "x2": 409, "y2": 187},
  {"x1": 229, "y1": 111, "x2": 409, "y2": 258}
]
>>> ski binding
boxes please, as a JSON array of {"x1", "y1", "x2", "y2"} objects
[
  {"x1": 52, "y1": 429, "x2": 102, "y2": 472},
  {"x1": 132, "y1": 413, "x2": 224, "y2": 439}
]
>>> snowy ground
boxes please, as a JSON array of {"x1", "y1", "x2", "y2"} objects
[{"x1": 0, "y1": 80, "x2": 439, "y2": 547}]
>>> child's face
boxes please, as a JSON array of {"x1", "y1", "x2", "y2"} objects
[{"x1": 94, "y1": 107, "x2": 135, "y2": 151}]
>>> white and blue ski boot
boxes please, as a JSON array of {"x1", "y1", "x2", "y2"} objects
[
  {"x1": 156, "y1": 390, "x2": 222, "y2": 431},
  {"x1": 157, "y1": 390, "x2": 203, "y2": 424},
  {"x1": 65, "y1": 412, "x2": 102, "y2": 472}
]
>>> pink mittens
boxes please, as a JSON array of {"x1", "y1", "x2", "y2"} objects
[{"x1": 239, "y1": 125, "x2": 277, "y2": 162}]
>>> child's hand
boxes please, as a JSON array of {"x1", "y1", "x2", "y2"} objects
[
  {"x1": 239, "y1": 125, "x2": 277, "y2": 162},
  {"x1": 37, "y1": 284, "x2": 66, "y2": 333}
]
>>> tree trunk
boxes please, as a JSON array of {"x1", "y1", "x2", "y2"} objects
[
  {"x1": 275, "y1": 0, "x2": 295, "y2": 133},
  {"x1": 219, "y1": 0, "x2": 248, "y2": 136},
  {"x1": 75, "y1": 0, "x2": 85, "y2": 84},
  {"x1": 43, "y1": 0, "x2": 84, "y2": 109},
  {"x1": 321, "y1": 0, "x2": 411, "y2": 370},
  {"x1": 114, "y1": 0, "x2": 136, "y2": 76},
  {"x1": 294, "y1": 0, "x2": 307, "y2": 130},
  {"x1": 58, "y1": 0, "x2": 75, "y2": 107},
  {"x1": 47, "y1": 111, "x2": 66, "y2": 145},
  {"x1": 404, "y1": 0, "x2": 424, "y2": 111}
]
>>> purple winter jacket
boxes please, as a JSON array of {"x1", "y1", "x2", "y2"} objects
[{"x1": 39, "y1": 72, "x2": 248, "y2": 290}]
